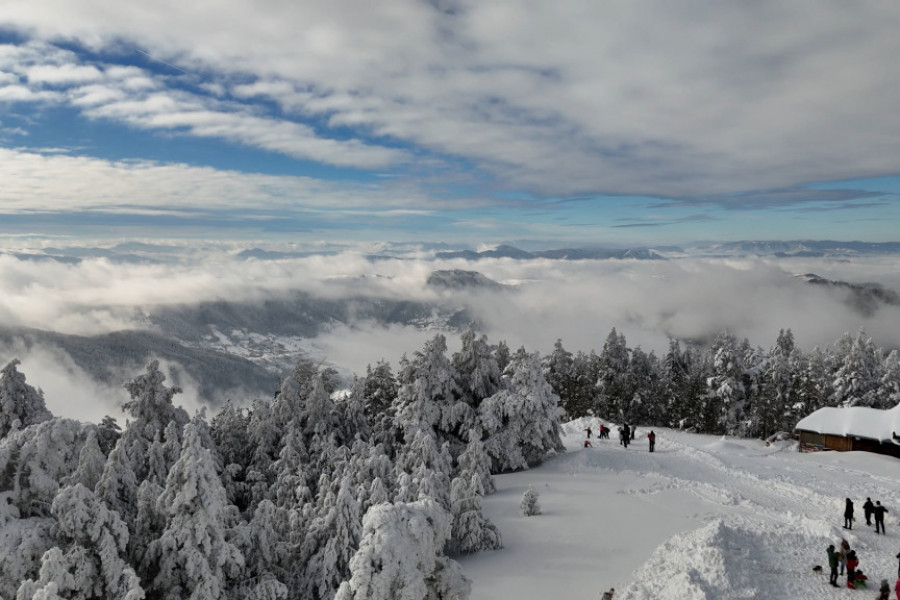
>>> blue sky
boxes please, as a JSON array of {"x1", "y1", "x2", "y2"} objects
[{"x1": 2, "y1": 1, "x2": 900, "y2": 247}]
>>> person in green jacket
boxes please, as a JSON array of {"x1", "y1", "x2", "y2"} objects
[{"x1": 827, "y1": 544, "x2": 840, "y2": 587}]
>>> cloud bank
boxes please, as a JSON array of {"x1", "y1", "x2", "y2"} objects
[{"x1": 3, "y1": 246, "x2": 900, "y2": 421}]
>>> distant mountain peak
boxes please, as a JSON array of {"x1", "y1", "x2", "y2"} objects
[{"x1": 426, "y1": 269, "x2": 507, "y2": 291}]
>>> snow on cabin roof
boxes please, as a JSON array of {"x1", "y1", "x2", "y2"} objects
[{"x1": 795, "y1": 404, "x2": 900, "y2": 443}]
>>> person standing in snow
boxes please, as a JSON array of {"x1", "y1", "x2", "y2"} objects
[
  {"x1": 846, "y1": 549, "x2": 859, "y2": 588},
  {"x1": 826, "y1": 544, "x2": 840, "y2": 587},
  {"x1": 845, "y1": 498, "x2": 855, "y2": 529},
  {"x1": 839, "y1": 539, "x2": 851, "y2": 576},
  {"x1": 878, "y1": 579, "x2": 891, "y2": 600},
  {"x1": 648, "y1": 430, "x2": 656, "y2": 453},
  {"x1": 894, "y1": 576, "x2": 900, "y2": 600},
  {"x1": 585, "y1": 426, "x2": 592, "y2": 439},
  {"x1": 864, "y1": 497, "x2": 875, "y2": 526},
  {"x1": 621, "y1": 424, "x2": 630, "y2": 448},
  {"x1": 874, "y1": 501, "x2": 888, "y2": 534}
]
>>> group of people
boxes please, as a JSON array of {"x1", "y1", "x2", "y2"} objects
[
  {"x1": 826, "y1": 538, "x2": 900, "y2": 596},
  {"x1": 583, "y1": 425, "x2": 613, "y2": 447},
  {"x1": 582, "y1": 424, "x2": 656, "y2": 452},
  {"x1": 844, "y1": 497, "x2": 890, "y2": 534}
]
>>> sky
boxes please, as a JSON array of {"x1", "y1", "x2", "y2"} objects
[{"x1": 2, "y1": 1, "x2": 900, "y2": 245}]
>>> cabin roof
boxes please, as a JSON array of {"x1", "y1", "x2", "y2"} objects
[{"x1": 795, "y1": 404, "x2": 900, "y2": 443}]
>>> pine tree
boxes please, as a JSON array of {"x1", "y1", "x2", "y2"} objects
[
  {"x1": 299, "y1": 475, "x2": 362, "y2": 600},
  {"x1": 394, "y1": 335, "x2": 470, "y2": 459},
  {"x1": 595, "y1": 328, "x2": 631, "y2": 420},
  {"x1": 707, "y1": 331, "x2": 746, "y2": 435},
  {"x1": 63, "y1": 428, "x2": 106, "y2": 492},
  {"x1": 452, "y1": 326, "x2": 502, "y2": 410},
  {"x1": 233, "y1": 500, "x2": 289, "y2": 600},
  {"x1": 449, "y1": 472, "x2": 502, "y2": 555},
  {"x1": 832, "y1": 328, "x2": 882, "y2": 407},
  {"x1": 96, "y1": 438, "x2": 139, "y2": 533},
  {"x1": 544, "y1": 340, "x2": 585, "y2": 418},
  {"x1": 878, "y1": 350, "x2": 900, "y2": 409},
  {"x1": 479, "y1": 348, "x2": 565, "y2": 473},
  {"x1": 41, "y1": 482, "x2": 144, "y2": 599},
  {"x1": 0, "y1": 359, "x2": 52, "y2": 439},
  {"x1": 120, "y1": 360, "x2": 189, "y2": 484},
  {"x1": 146, "y1": 418, "x2": 244, "y2": 600},
  {"x1": 363, "y1": 361, "x2": 400, "y2": 454},
  {"x1": 335, "y1": 498, "x2": 471, "y2": 600}
]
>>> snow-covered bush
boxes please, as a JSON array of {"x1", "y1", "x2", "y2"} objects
[{"x1": 520, "y1": 486, "x2": 541, "y2": 516}]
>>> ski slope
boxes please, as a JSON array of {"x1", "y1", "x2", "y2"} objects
[{"x1": 460, "y1": 418, "x2": 900, "y2": 600}]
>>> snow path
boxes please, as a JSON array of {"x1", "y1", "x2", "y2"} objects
[{"x1": 461, "y1": 418, "x2": 900, "y2": 600}]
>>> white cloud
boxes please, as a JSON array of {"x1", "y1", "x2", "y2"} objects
[
  {"x1": 2, "y1": 2, "x2": 899, "y2": 197},
  {"x1": 0, "y1": 148, "x2": 437, "y2": 215}
]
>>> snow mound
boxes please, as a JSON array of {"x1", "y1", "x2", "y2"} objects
[
  {"x1": 620, "y1": 519, "x2": 825, "y2": 600},
  {"x1": 701, "y1": 436, "x2": 751, "y2": 453}
]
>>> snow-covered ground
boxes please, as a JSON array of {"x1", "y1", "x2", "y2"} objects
[{"x1": 461, "y1": 418, "x2": 900, "y2": 600}]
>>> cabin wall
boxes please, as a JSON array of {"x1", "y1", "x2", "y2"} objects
[{"x1": 797, "y1": 429, "x2": 900, "y2": 458}]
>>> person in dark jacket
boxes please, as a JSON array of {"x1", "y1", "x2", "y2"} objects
[
  {"x1": 874, "y1": 501, "x2": 889, "y2": 534},
  {"x1": 844, "y1": 498, "x2": 854, "y2": 529},
  {"x1": 827, "y1": 544, "x2": 840, "y2": 587},
  {"x1": 648, "y1": 430, "x2": 656, "y2": 453},
  {"x1": 878, "y1": 579, "x2": 890, "y2": 600},
  {"x1": 864, "y1": 497, "x2": 876, "y2": 526}
]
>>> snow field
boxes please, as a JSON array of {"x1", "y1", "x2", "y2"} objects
[{"x1": 462, "y1": 417, "x2": 900, "y2": 600}]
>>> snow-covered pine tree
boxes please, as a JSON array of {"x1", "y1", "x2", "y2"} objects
[
  {"x1": 96, "y1": 437, "x2": 139, "y2": 534},
  {"x1": 449, "y1": 472, "x2": 502, "y2": 555},
  {"x1": 520, "y1": 486, "x2": 541, "y2": 516},
  {"x1": 96, "y1": 415, "x2": 122, "y2": 456},
  {"x1": 32, "y1": 482, "x2": 145, "y2": 600},
  {"x1": 298, "y1": 475, "x2": 362, "y2": 600},
  {"x1": 394, "y1": 428, "x2": 453, "y2": 510},
  {"x1": 878, "y1": 350, "x2": 900, "y2": 409},
  {"x1": 119, "y1": 360, "x2": 189, "y2": 484},
  {"x1": 831, "y1": 328, "x2": 882, "y2": 407},
  {"x1": 452, "y1": 326, "x2": 502, "y2": 410},
  {"x1": 360, "y1": 361, "x2": 398, "y2": 452},
  {"x1": 0, "y1": 359, "x2": 52, "y2": 439},
  {"x1": 756, "y1": 329, "x2": 803, "y2": 437},
  {"x1": 479, "y1": 348, "x2": 565, "y2": 473},
  {"x1": 63, "y1": 428, "x2": 106, "y2": 492},
  {"x1": 544, "y1": 339, "x2": 585, "y2": 418},
  {"x1": 595, "y1": 328, "x2": 631, "y2": 420},
  {"x1": 233, "y1": 499, "x2": 290, "y2": 600},
  {"x1": 454, "y1": 430, "x2": 494, "y2": 495},
  {"x1": 333, "y1": 378, "x2": 371, "y2": 447},
  {"x1": 394, "y1": 335, "x2": 471, "y2": 459},
  {"x1": 270, "y1": 421, "x2": 311, "y2": 509},
  {"x1": 707, "y1": 331, "x2": 746, "y2": 435},
  {"x1": 492, "y1": 340, "x2": 511, "y2": 374},
  {"x1": 145, "y1": 418, "x2": 244, "y2": 600},
  {"x1": 334, "y1": 498, "x2": 471, "y2": 600}
]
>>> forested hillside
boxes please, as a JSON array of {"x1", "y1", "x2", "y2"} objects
[
  {"x1": 0, "y1": 330, "x2": 562, "y2": 600},
  {"x1": 2, "y1": 324, "x2": 897, "y2": 599}
]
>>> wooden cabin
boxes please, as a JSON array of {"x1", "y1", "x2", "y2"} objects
[{"x1": 795, "y1": 405, "x2": 900, "y2": 459}]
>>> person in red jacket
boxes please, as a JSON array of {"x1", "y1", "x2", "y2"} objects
[
  {"x1": 846, "y1": 550, "x2": 859, "y2": 588},
  {"x1": 648, "y1": 430, "x2": 656, "y2": 452}
]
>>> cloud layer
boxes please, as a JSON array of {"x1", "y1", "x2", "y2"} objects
[{"x1": 3, "y1": 1, "x2": 900, "y2": 202}]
